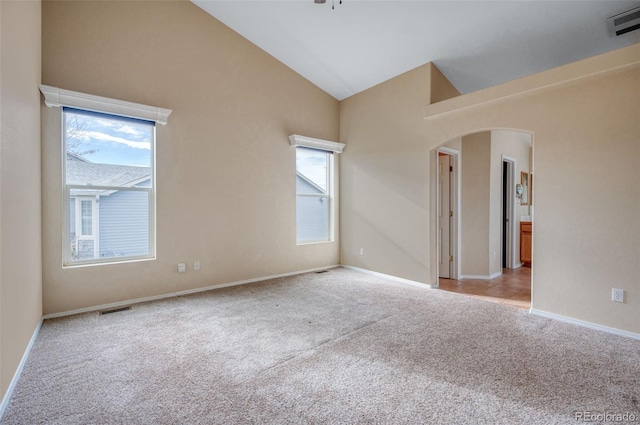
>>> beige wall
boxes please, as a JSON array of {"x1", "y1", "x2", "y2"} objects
[
  {"x1": 488, "y1": 132, "x2": 501, "y2": 277},
  {"x1": 0, "y1": 0, "x2": 42, "y2": 399},
  {"x1": 340, "y1": 64, "x2": 432, "y2": 283},
  {"x1": 442, "y1": 136, "x2": 461, "y2": 152},
  {"x1": 430, "y1": 63, "x2": 460, "y2": 104},
  {"x1": 340, "y1": 45, "x2": 640, "y2": 334},
  {"x1": 41, "y1": 0, "x2": 340, "y2": 314},
  {"x1": 461, "y1": 132, "x2": 491, "y2": 276}
]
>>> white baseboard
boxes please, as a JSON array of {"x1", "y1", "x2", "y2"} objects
[
  {"x1": 341, "y1": 265, "x2": 433, "y2": 289},
  {"x1": 42, "y1": 265, "x2": 341, "y2": 320},
  {"x1": 0, "y1": 319, "x2": 43, "y2": 420},
  {"x1": 460, "y1": 271, "x2": 502, "y2": 280},
  {"x1": 529, "y1": 309, "x2": 640, "y2": 341}
]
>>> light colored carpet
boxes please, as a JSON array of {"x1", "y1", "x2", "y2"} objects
[{"x1": 2, "y1": 267, "x2": 639, "y2": 424}]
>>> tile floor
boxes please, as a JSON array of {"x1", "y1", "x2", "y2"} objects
[{"x1": 438, "y1": 267, "x2": 531, "y2": 310}]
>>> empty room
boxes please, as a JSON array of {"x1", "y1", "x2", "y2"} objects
[{"x1": 1, "y1": 0, "x2": 639, "y2": 423}]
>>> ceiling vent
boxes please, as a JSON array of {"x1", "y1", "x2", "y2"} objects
[{"x1": 607, "y1": 6, "x2": 640, "y2": 37}]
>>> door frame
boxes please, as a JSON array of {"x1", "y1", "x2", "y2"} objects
[
  {"x1": 501, "y1": 155, "x2": 518, "y2": 269},
  {"x1": 435, "y1": 147, "x2": 460, "y2": 281}
]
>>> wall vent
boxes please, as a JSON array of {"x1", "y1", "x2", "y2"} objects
[
  {"x1": 607, "y1": 6, "x2": 640, "y2": 37},
  {"x1": 99, "y1": 306, "x2": 131, "y2": 315}
]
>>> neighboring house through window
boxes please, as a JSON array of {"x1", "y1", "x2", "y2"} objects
[
  {"x1": 64, "y1": 108, "x2": 155, "y2": 265},
  {"x1": 296, "y1": 147, "x2": 331, "y2": 243},
  {"x1": 290, "y1": 135, "x2": 345, "y2": 245}
]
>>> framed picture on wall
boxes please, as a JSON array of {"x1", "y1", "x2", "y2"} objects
[{"x1": 520, "y1": 171, "x2": 529, "y2": 205}]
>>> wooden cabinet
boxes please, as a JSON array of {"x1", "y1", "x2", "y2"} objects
[{"x1": 520, "y1": 222, "x2": 532, "y2": 267}]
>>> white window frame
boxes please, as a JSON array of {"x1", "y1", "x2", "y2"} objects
[
  {"x1": 290, "y1": 134, "x2": 345, "y2": 245},
  {"x1": 62, "y1": 109, "x2": 156, "y2": 266},
  {"x1": 40, "y1": 85, "x2": 171, "y2": 267}
]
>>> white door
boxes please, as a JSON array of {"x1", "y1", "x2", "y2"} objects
[{"x1": 438, "y1": 154, "x2": 452, "y2": 278}]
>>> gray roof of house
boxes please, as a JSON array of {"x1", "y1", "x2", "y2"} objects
[
  {"x1": 66, "y1": 154, "x2": 150, "y2": 187},
  {"x1": 296, "y1": 171, "x2": 325, "y2": 194}
]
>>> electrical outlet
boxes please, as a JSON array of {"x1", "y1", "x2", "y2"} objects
[
  {"x1": 612, "y1": 288, "x2": 624, "y2": 303},
  {"x1": 177, "y1": 262, "x2": 186, "y2": 273},
  {"x1": 194, "y1": 261, "x2": 200, "y2": 271},
  {"x1": 359, "y1": 248, "x2": 365, "y2": 256}
]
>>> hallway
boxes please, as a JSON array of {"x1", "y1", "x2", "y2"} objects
[{"x1": 438, "y1": 267, "x2": 531, "y2": 310}]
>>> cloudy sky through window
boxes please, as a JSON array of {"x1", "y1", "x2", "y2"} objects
[
  {"x1": 296, "y1": 147, "x2": 328, "y2": 191},
  {"x1": 65, "y1": 111, "x2": 152, "y2": 167}
]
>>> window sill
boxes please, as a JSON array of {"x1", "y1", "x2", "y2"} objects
[
  {"x1": 296, "y1": 240, "x2": 334, "y2": 246},
  {"x1": 63, "y1": 256, "x2": 156, "y2": 269}
]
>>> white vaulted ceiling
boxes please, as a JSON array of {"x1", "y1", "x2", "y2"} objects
[{"x1": 193, "y1": 1, "x2": 640, "y2": 100}]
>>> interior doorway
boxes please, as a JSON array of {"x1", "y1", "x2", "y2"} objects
[
  {"x1": 438, "y1": 153, "x2": 452, "y2": 278},
  {"x1": 434, "y1": 130, "x2": 532, "y2": 310},
  {"x1": 502, "y1": 161, "x2": 508, "y2": 267},
  {"x1": 436, "y1": 147, "x2": 459, "y2": 280},
  {"x1": 501, "y1": 155, "x2": 517, "y2": 269}
]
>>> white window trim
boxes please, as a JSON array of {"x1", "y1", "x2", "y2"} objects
[
  {"x1": 39, "y1": 85, "x2": 167, "y2": 267},
  {"x1": 289, "y1": 134, "x2": 345, "y2": 154},
  {"x1": 290, "y1": 134, "x2": 343, "y2": 245},
  {"x1": 41, "y1": 84, "x2": 166, "y2": 264},
  {"x1": 39, "y1": 85, "x2": 172, "y2": 125}
]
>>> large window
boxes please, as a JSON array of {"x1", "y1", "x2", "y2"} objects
[
  {"x1": 296, "y1": 147, "x2": 332, "y2": 244},
  {"x1": 63, "y1": 108, "x2": 155, "y2": 265}
]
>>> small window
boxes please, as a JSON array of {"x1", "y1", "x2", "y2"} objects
[
  {"x1": 71, "y1": 197, "x2": 98, "y2": 260},
  {"x1": 80, "y1": 199, "x2": 93, "y2": 236},
  {"x1": 296, "y1": 147, "x2": 333, "y2": 244},
  {"x1": 63, "y1": 108, "x2": 155, "y2": 266}
]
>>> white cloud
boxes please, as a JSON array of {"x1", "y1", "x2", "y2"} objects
[
  {"x1": 95, "y1": 118, "x2": 118, "y2": 128},
  {"x1": 116, "y1": 124, "x2": 144, "y2": 136},
  {"x1": 88, "y1": 131, "x2": 150, "y2": 150}
]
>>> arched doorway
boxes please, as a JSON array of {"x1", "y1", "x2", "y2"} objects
[{"x1": 432, "y1": 129, "x2": 533, "y2": 309}]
